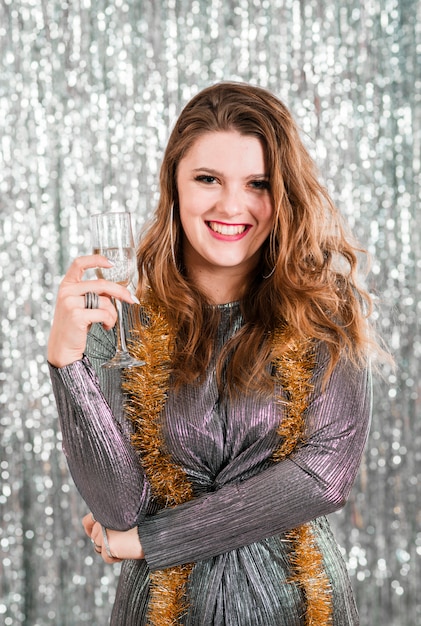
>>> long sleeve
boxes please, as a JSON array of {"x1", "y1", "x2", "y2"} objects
[
  {"x1": 139, "y1": 353, "x2": 372, "y2": 571},
  {"x1": 49, "y1": 319, "x2": 151, "y2": 530}
]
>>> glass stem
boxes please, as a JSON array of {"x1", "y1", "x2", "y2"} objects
[{"x1": 114, "y1": 298, "x2": 128, "y2": 353}]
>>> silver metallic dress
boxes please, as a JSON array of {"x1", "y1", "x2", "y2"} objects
[{"x1": 49, "y1": 302, "x2": 371, "y2": 625}]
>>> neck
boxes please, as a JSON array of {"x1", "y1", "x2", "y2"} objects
[{"x1": 186, "y1": 265, "x2": 248, "y2": 304}]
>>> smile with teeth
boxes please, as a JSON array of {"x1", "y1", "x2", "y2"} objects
[{"x1": 207, "y1": 221, "x2": 248, "y2": 235}]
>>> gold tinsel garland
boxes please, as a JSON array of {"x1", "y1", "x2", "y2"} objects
[
  {"x1": 123, "y1": 297, "x2": 332, "y2": 625},
  {"x1": 123, "y1": 295, "x2": 193, "y2": 625},
  {"x1": 271, "y1": 326, "x2": 333, "y2": 625}
]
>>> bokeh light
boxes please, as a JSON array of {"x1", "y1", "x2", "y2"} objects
[{"x1": 0, "y1": 1, "x2": 419, "y2": 624}]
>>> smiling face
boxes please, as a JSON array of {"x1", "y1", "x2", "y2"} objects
[{"x1": 176, "y1": 131, "x2": 273, "y2": 302}]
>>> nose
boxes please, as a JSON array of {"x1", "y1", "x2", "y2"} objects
[{"x1": 215, "y1": 184, "x2": 243, "y2": 218}]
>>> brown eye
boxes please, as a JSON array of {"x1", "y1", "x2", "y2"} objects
[
  {"x1": 195, "y1": 175, "x2": 217, "y2": 184},
  {"x1": 250, "y1": 179, "x2": 270, "y2": 190}
]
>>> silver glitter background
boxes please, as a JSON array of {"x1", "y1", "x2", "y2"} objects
[{"x1": 0, "y1": 1, "x2": 419, "y2": 624}]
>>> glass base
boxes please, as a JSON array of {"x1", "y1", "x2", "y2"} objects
[{"x1": 102, "y1": 350, "x2": 145, "y2": 369}]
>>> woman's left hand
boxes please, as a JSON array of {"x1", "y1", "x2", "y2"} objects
[{"x1": 82, "y1": 512, "x2": 145, "y2": 564}]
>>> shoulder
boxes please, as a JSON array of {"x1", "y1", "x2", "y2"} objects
[{"x1": 311, "y1": 339, "x2": 371, "y2": 396}]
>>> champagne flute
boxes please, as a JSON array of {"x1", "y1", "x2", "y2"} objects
[{"x1": 91, "y1": 211, "x2": 144, "y2": 369}]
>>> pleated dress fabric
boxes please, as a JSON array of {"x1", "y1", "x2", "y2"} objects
[{"x1": 49, "y1": 302, "x2": 372, "y2": 625}]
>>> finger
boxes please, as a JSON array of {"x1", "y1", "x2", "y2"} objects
[
  {"x1": 84, "y1": 306, "x2": 117, "y2": 332},
  {"x1": 82, "y1": 512, "x2": 95, "y2": 536},
  {"x1": 90, "y1": 522, "x2": 103, "y2": 548},
  {"x1": 59, "y1": 300, "x2": 117, "y2": 331},
  {"x1": 57, "y1": 292, "x2": 123, "y2": 329},
  {"x1": 90, "y1": 524, "x2": 119, "y2": 562},
  {"x1": 76, "y1": 294, "x2": 118, "y2": 317},
  {"x1": 61, "y1": 277, "x2": 137, "y2": 305},
  {"x1": 65, "y1": 255, "x2": 113, "y2": 283},
  {"x1": 102, "y1": 553, "x2": 122, "y2": 564},
  {"x1": 86, "y1": 296, "x2": 118, "y2": 329},
  {"x1": 59, "y1": 256, "x2": 139, "y2": 304},
  {"x1": 58, "y1": 289, "x2": 117, "y2": 316},
  {"x1": 61, "y1": 293, "x2": 115, "y2": 314},
  {"x1": 82, "y1": 515, "x2": 94, "y2": 538}
]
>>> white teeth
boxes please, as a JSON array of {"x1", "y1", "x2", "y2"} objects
[{"x1": 208, "y1": 222, "x2": 246, "y2": 235}]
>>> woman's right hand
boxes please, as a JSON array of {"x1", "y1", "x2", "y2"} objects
[{"x1": 47, "y1": 254, "x2": 138, "y2": 368}]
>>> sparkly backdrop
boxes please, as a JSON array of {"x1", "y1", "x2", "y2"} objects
[{"x1": 0, "y1": 1, "x2": 419, "y2": 625}]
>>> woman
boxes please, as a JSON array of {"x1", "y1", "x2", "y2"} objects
[{"x1": 48, "y1": 82, "x2": 375, "y2": 625}]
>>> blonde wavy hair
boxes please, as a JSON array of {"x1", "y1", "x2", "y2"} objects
[{"x1": 137, "y1": 81, "x2": 375, "y2": 394}]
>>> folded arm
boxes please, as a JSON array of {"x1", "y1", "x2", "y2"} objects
[{"x1": 139, "y1": 354, "x2": 372, "y2": 570}]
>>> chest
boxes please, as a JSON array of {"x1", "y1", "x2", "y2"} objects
[{"x1": 161, "y1": 372, "x2": 283, "y2": 490}]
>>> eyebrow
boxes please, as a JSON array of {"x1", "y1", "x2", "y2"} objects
[{"x1": 192, "y1": 167, "x2": 268, "y2": 178}]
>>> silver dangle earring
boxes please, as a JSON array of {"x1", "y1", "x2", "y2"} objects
[
  {"x1": 263, "y1": 265, "x2": 276, "y2": 279},
  {"x1": 263, "y1": 232, "x2": 277, "y2": 279},
  {"x1": 169, "y1": 203, "x2": 177, "y2": 268}
]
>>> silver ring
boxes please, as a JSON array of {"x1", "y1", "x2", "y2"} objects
[{"x1": 84, "y1": 292, "x2": 99, "y2": 309}]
